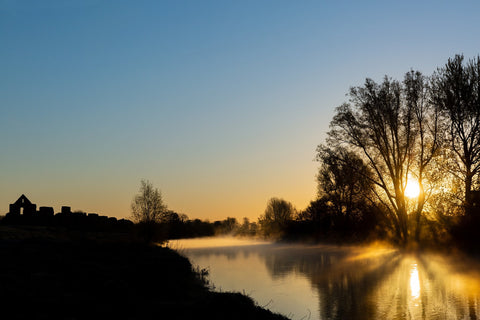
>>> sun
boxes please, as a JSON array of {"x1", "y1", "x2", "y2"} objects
[{"x1": 405, "y1": 174, "x2": 420, "y2": 199}]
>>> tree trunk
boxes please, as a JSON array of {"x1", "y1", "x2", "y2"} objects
[
  {"x1": 397, "y1": 204, "x2": 409, "y2": 246},
  {"x1": 465, "y1": 171, "x2": 473, "y2": 213},
  {"x1": 414, "y1": 185, "x2": 425, "y2": 242}
]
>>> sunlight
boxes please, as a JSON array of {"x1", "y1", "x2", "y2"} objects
[
  {"x1": 405, "y1": 175, "x2": 420, "y2": 199},
  {"x1": 345, "y1": 243, "x2": 397, "y2": 262}
]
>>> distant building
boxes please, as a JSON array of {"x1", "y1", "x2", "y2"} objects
[
  {"x1": 3, "y1": 194, "x2": 133, "y2": 230},
  {"x1": 9, "y1": 194, "x2": 38, "y2": 215}
]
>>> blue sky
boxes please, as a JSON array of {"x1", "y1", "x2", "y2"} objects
[{"x1": 1, "y1": 0, "x2": 480, "y2": 220}]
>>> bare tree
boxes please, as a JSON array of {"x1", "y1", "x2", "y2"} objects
[
  {"x1": 316, "y1": 145, "x2": 374, "y2": 222},
  {"x1": 328, "y1": 76, "x2": 418, "y2": 244},
  {"x1": 326, "y1": 71, "x2": 446, "y2": 244},
  {"x1": 131, "y1": 179, "x2": 167, "y2": 243},
  {"x1": 404, "y1": 70, "x2": 444, "y2": 240},
  {"x1": 431, "y1": 54, "x2": 480, "y2": 210}
]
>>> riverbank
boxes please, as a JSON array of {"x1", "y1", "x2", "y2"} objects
[{"x1": 0, "y1": 226, "x2": 288, "y2": 319}]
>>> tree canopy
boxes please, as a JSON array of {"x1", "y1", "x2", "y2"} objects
[
  {"x1": 131, "y1": 179, "x2": 168, "y2": 224},
  {"x1": 259, "y1": 197, "x2": 296, "y2": 238},
  {"x1": 321, "y1": 55, "x2": 479, "y2": 245},
  {"x1": 431, "y1": 55, "x2": 480, "y2": 209}
]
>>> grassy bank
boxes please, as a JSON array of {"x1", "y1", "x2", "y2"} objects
[{"x1": 0, "y1": 226, "x2": 288, "y2": 319}]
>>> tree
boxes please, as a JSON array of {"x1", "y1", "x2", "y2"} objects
[
  {"x1": 258, "y1": 197, "x2": 295, "y2": 237},
  {"x1": 327, "y1": 74, "x2": 437, "y2": 245},
  {"x1": 328, "y1": 77, "x2": 412, "y2": 243},
  {"x1": 313, "y1": 145, "x2": 388, "y2": 239},
  {"x1": 213, "y1": 217, "x2": 239, "y2": 234},
  {"x1": 316, "y1": 145, "x2": 374, "y2": 222},
  {"x1": 131, "y1": 179, "x2": 168, "y2": 243},
  {"x1": 237, "y1": 217, "x2": 257, "y2": 236},
  {"x1": 404, "y1": 70, "x2": 444, "y2": 241},
  {"x1": 431, "y1": 55, "x2": 480, "y2": 211},
  {"x1": 325, "y1": 70, "x2": 447, "y2": 245},
  {"x1": 298, "y1": 199, "x2": 331, "y2": 224}
]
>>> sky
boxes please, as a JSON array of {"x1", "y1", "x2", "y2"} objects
[{"x1": 1, "y1": 0, "x2": 480, "y2": 221}]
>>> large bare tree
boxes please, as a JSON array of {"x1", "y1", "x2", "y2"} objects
[
  {"x1": 327, "y1": 72, "x2": 442, "y2": 244},
  {"x1": 431, "y1": 55, "x2": 480, "y2": 211},
  {"x1": 404, "y1": 70, "x2": 444, "y2": 241}
]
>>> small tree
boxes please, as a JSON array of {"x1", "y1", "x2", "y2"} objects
[
  {"x1": 131, "y1": 179, "x2": 167, "y2": 243},
  {"x1": 316, "y1": 145, "x2": 374, "y2": 222},
  {"x1": 258, "y1": 197, "x2": 295, "y2": 238}
]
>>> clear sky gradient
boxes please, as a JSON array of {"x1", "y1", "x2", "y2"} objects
[{"x1": 1, "y1": 0, "x2": 480, "y2": 221}]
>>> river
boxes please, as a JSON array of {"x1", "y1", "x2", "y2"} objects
[{"x1": 170, "y1": 237, "x2": 480, "y2": 320}]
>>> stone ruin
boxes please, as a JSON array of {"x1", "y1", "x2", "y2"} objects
[
  {"x1": 2, "y1": 194, "x2": 133, "y2": 231},
  {"x1": 9, "y1": 194, "x2": 37, "y2": 215}
]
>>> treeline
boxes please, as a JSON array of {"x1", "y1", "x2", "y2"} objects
[
  {"x1": 258, "y1": 54, "x2": 480, "y2": 250},
  {"x1": 149, "y1": 212, "x2": 258, "y2": 240},
  {"x1": 162, "y1": 54, "x2": 480, "y2": 250},
  {"x1": 150, "y1": 197, "x2": 381, "y2": 244},
  {"x1": 258, "y1": 197, "x2": 383, "y2": 243},
  {"x1": 135, "y1": 54, "x2": 480, "y2": 250},
  {"x1": 130, "y1": 180, "x2": 261, "y2": 243}
]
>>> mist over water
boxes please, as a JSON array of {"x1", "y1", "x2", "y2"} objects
[{"x1": 172, "y1": 238, "x2": 480, "y2": 320}]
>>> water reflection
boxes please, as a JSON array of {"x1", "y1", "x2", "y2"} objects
[
  {"x1": 409, "y1": 263, "x2": 420, "y2": 301},
  {"x1": 172, "y1": 238, "x2": 480, "y2": 320}
]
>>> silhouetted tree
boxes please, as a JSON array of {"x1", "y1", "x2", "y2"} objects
[
  {"x1": 404, "y1": 70, "x2": 444, "y2": 241},
  {"x1": 131, "y1": 179, "x2": 167, "y2": 243},
  {"x1": 162, "y1": 210, "x2": 180, "y2": 223},
  {"x1": 316, "y1": 146, "x2": 374, "y2": 221},
  {"x1": 431, "y1": 54, "x2": 480, "y2": 211},
  {"x1": 298, "y1": 199, "x2": 330, "y2": 223},
  {"x1": 223, "y1": 217, "x2": 238, "y2": 233},
  {"x1": 328, "y1": 75, "x2": 424, "y2": 244},
  {"x1": 259, "y1": 198, "x2": 295, "y2": 237},
  {"x1": 297, "y1": 198, "x2": 334, "y2": 236},
  {"x1": 213, "y1": 217, "x2": 239, "y2": 235},
  {"x1": 178, "y1": 213, "x2": 189, "y2": 223},
  {"x1": 237, "y1": 217, "x2": 257, "y2": 236}
]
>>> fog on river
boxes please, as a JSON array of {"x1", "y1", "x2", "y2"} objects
[{"x1": 170, "y1": 237, "x2": 480, "y2": 320}]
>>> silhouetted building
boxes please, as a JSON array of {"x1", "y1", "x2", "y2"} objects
[
  {"x1": 3, "y1": 194, "x2": 133, "y2": 231},
  {"x1": 9, "y1": 194, "x2": 36, "y2": 215},
  {"x1": 61, "y1": 206, "x2": 72, "y2": 215},
  {"x1": 39, "y1": 206, "x2": 54, "y2": 216}
]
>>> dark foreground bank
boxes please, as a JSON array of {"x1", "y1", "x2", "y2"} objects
[{"x1": 0, "y1": 229, "x2": 288, "y2": 320}]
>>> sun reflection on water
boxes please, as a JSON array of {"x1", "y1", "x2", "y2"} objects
[
  {"x1": 174, "y1": 238, "x2": 480, "y2": 319},
  {"x1": 410, "y1": 262, "x2": 420, "y2": 300}
]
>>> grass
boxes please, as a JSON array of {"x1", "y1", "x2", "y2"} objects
[{"x1": 0, "y1": 226, "x2": 289, "y2": 319}]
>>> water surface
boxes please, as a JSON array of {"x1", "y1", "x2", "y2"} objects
[{"x1": 171, "y1": 238, "x2": 480, "y2": 320}]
